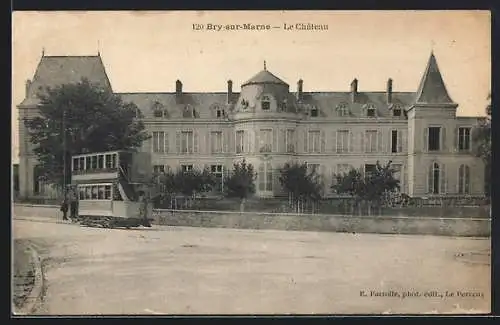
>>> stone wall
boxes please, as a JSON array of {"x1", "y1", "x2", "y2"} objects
[{"x1": 12, "y1": 204, "x2": 490, "y2": 237}]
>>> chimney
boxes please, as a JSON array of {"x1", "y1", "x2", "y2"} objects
[
  {"x1": 350, "y1": 78, "x2": 358, "y2": 103},
  {"x1": 227, "y1": 80, "x2": 233, "y2": 104},
  {"x1": 25, "y1": 79, "x2": 31, "y2": 97},
  {"x1": 386, "y1": 78, "x2": 393, "y2": 104},
  {"x1": 175, "y1": 80, "x2": 183, "y2": 103},
  {"x1": 297, "y1": 79, "x2": 303, "y2": 101}
]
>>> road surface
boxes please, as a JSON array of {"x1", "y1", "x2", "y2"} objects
[{"x1": 13, "y1": 217, "x2": 490, "y2": 315}]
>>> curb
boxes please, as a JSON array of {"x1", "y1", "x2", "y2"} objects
[{"x1": 16, "y1": 244, "x2": 44, "y2": 315}]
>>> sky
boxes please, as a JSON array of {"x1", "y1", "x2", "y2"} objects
[{"x1": 12, "y1": 10, "x2": 491, "y2": 164}]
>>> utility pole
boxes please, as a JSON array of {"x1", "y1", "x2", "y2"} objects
[{"x1": 63, "y1": 108, "x2": 67, "y2": 190}]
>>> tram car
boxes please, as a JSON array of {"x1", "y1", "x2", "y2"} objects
[{"x1": 70, "y1": 150, "x2": 153, "y2": 228}]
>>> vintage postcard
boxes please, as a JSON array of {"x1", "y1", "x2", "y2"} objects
[{"x1": 12, "y1": 10, "x2": 491, "y2": 315}]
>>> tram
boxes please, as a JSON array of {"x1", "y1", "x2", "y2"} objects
[{"x1": 70, "y1": 150, "x2": 153, "y2": 227}]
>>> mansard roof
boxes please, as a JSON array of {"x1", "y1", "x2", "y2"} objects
[
  {"x1": 20, "y1": 54, "x2": 112, "y2": 106},
  {"x1": 415, "y1": 52, "x2": 455, "y2": 105}
]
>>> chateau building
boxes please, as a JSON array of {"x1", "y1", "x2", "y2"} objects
[{"x1": 17, "y1": 52, "x2": 485, "y2": 199}]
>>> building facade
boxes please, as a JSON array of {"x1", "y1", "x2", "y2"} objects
[{"x1": 17, "y1": 52, "x2": 485, "y2": 199}]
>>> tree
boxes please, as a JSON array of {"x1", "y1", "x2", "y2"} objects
[
  {"x1": 279, "y1": 162, "x2": 323, "y2": 213},
  {"x1": 24, "y1": 78, "x2": 150, "y2": 189},
  {"x1": 171, "y1": 168, "x2": 215, "y2": 208},
  {"x1": 224, "y1": 159, "x2": 256, "y2": 212},
  {"x1": 473, "y1": 94, "x2": 491, "y2": 197},
  {"x1": 332, "y1": 161, "x2": 400, "y2": 216}
]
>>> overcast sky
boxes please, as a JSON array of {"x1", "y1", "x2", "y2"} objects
[{"x1": 12, "y1": 10, "x2": 491, "y2": 163}]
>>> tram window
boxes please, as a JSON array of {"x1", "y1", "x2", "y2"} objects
[
  {"x1": 86, "y1": 157, "x2": 91, "y2": 170},
  {"x1": 91, "y1": 156, "x2": 97, "y2": 169},
  {"x1": 79, "y1": 157, "x2": 85, "y2": 170},
  {"x1": 73, "y1": 158, "x2": 79, "y2": 171},
  {"x1": 104, "y1": 185, "x2": 112, "y2": 200},
  {"x1": 112, "y1": 154, "x2": 117, "y2": 169},
  {"x1": 85, "y1": 187, "x2": 92, "y2": 200},
  {"x1": 98, "y1": 155, "x2": 104, "y2": 169},
  {"x1": 91, "y1": 186, "x2": 98, "y2": 199},
  {"x1": 105, "y1": 154, "x2": 112, "y2": 168},
  {"x1": 98, "y1": 186, "x2": 105, "y2": 199},
  {"x1": 79, "y1": 188, "x2": 85, "y2": 200}
]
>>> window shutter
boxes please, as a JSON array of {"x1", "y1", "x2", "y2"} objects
[
  {"x1": 401, "y1": 130, "x2": 407, "y2": 153},
  {"x1": 228, "y1": 129, "x2": 234, "y2": 153},
  {"x1": 194, "y1": 130, "x2": 199, "y2": 153},
  {"x1": 280, "y1": 129, "x2": 286, "y2": 152},
  {"x1": 273, "y1": 129, "x2": 278, "y2": 152},
  {"x1": 427, "y1": 164, "x2": 433, "y2": 194},
  {"x1": 320, "y1": 130, "x2": 326, "y2": 153},
  {"x1": 223, "y1": 130, "x2": 229, "y2": 153},
  {"x1": 205, "y1": 130, "x2": 211, "y2": 154},
  {"x1": 454, "y1": 126, "x2": 459, "y2": 152},
  {"x1": 441, "y1": 127, "x2": 446, "y2": 152},
  {"x1": 397, "y1": 130, "x2": 403, "y2": 152},
  {"x1": 254, "y1": 130, "x2": 259, "y2": 153},
  {"x1": 176, "y1": 131, "x2": 181, "y2": 154},
  {"x1": 304, "y1": 130, "x2": 309, "y2": 153},
  {"x1": 331, "y1": 130, "x2": 337, "y2": 153},
  {"x1": 465, "y1": 165, "x2": 470, "y2": 194},
  {"x1": 360, "y1": 131, "x2": 365, "y2": 153},
  {"x1": 423, "y1": 127, "x2": 428, "y2": 152},
  {"x1": 349, "y1": 131, "x2": 354, "y2": 153},
  {"x1": 377, "y1": 130, "x2": 383, "y2": 153},
  {"x1": 440, "y1": 163, "x2": 446, "y2": 194}
]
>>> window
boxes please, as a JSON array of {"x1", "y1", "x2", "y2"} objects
[
  {"x1": 98, "y1": 155, "x2": 104, "y2": 169},
  {"x1": 365, "y1": 130, "x2": 378, "y2": 153},
  {"x1": 211, "y1": 165, "x2": 224, "y2": 192},
  {"x1": 79, "y1": 157, "x2": 85, "y2": 170},
  {"x1": 336, "y1": 130, "x2": 349, "y2": 153},
  {"x1": 105, "y1": 154, "x2": 113, "y2": 168},
  {"x1": 308, "y1": 130, "x2": 321, "y2": 153},
  {"x1": 307, "y1": 163, "x2": 320, "y2": 174},
  {"x1": 91, "y1": 155, "x2": 97, "y2": 169},
  {"x1": 261, "y1": 96, "x2": 271, "y2": 110},
  {"x1": 310, "y1": 107, "x2": 319, "y2": 117},
  {"x1": 428, "y1": 127, "x2": 441, "y2": 151},
  {"x1": 337, "y1": 164, "x2": 352, "y2": 175},
  {"x1": 211, "y1": 131, "x2": 223, "y2": 153},
  {"x1": 79, "y1": 188, "x2": 85, "y2": 200},
  {"x1": 154, "y1": 110, "x2": 163, "y2": 118},
  {"x1": 458, "y1": 164, "x2": 470, "y2": 194},
  {"x1": 337, "y1": 103, "x2": 350, "y2": 117},
  {"x1": 366, "y1": 104, "x2": 377, "y2": 117},
  {"x1": 258, "y1": 163, "x2": 273, "y2": 192},
  {"x1": 181, "y1": 164, "x2": 193, "y2": 172},
  {"x1": 364, "y1": 164, "x2": 377, "y2": 177},
  {"x1": 111, "y1": 154, "x2": 117, "y2": 169},
  {"x1": 98, "y1": 186, "x2": 105, "y2": 199},
  {"x1": 181, "y1": 131, "x2": 194, "y2": 154},
  {"x1": 260, "y1": 129, "x2": 273, "y2": 152},
  {"x1": 236, "y1": 130, "x2": 244, "y2": 153},
  {"x1": 152, "y1": 132, "x2": 167, "y2": 153},
  {"x1": 73, "y1": 158, "x2": 80, "y2": 171},
  {"x1": 153, "y1": 165, "x2": 165, "y2": 174},
  {"x1": 91, "y1": 186, "x2": 98, "y2": 199},
  {"x1": 391, "y1": 130, "x2": 403, "y2": 153},
  {"x1": 428, "y1": 162, "x2": 441, "y2": 194},
  {"x1": 458, "y1": 127, "x2": 471, "y2": 151},
  {"x1": 104, "y1": 185, "x2": 112, "y2": 200},
  {"x1": 216, "y1": 108, "x2": 225, "y2": 118},
  {"x1": 279, "y1": 100, "x2": 287, "y2": 112},
  {"x1": 393, "y1": 105, "x2": 402, "y2": 117},
  {"x1": 285, "y1": 129, "x2": 295, "y2": 153}
]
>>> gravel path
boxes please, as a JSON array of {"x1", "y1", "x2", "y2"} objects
[{"x1": 12, "y1": 239, "x2": 36, "y2": 312}]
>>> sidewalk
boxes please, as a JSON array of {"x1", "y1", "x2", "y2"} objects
[{"x1": 14, "y1": 215, "x2": 74, "y2": 225}]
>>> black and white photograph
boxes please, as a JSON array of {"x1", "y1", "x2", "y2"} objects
[{"x1": 12, "y1": 10, "x2": 491, "y2": 315}]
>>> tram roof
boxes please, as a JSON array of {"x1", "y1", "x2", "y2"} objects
[{"x1": 71, "y1": 150, "x2": 135, "y2": 159}]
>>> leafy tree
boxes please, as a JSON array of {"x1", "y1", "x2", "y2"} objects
[
  {"x1": 172, "y1": 168, "x2": 215, "y2": 208},
  {"x1": 473, "y1": 94, "x2": 491, "y2": 197},
  {"x1": 279, "y1": 162, "x2": 323, "y2": 213},
  {"x1": 224, "y1": 159, "x2": 256, "y2": 212},
  {"x1": 24, "y1": 78, "x2": 150, "y2": 188},
  {"x1": 332, "y1": 161, "x2": 400, "y2": 215}
]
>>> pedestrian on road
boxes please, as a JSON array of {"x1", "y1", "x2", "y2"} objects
[
  {"x1": 69, "y1": 187, "x2": 79, "y2": 221},
  {"x1": 60, "y1": 193, "x2": 69, "y2": 221}
]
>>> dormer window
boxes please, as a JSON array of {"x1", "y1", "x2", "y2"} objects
[
  {"x1": 261, "y1": 95, "x2": 271, "y2": 110},
  {"x1": 279, "y1": 100, "x2": 287, "y2": 112},
  {"x1": 365, "y1": 104, "x2": 377, "y2": 117},
  {"x1": 310, "y1": 106, "x2": 319, "y2": 117},
  {"x1": 216, "y1": 107, "x2": 225, "y2": 118},
  {"x1": 336, "y1": 103, "x2": 350, "y2": 117},
  {"x1": 152, "y1": 101, "x2": 167, "y2": 118},
  {"x1": 392, "y1": 105, "x2": 402, "y2": 117}
]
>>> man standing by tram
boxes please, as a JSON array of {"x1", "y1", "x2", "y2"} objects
[{"x1": 68, "y1": 185, "x2": 79, "y2": 221}]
